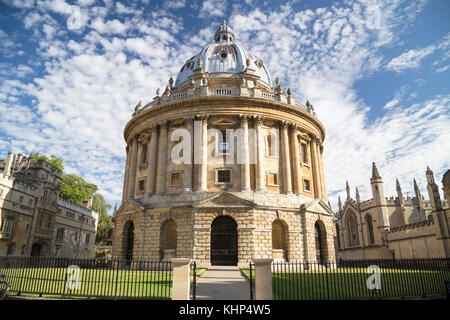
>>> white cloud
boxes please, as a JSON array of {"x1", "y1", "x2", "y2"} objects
[
  {"x1": 165, "y1": 0, "x2": 186, "y2": 9},
  {"x1": 90, "y1": 18, "x2": 129, "y2": 35},
  {"x1": 199, "y1": 0, "x2": 227, "y2": 18},
  {"x1": 386, "y1": 45, "x2": 436, "y2": 72}
]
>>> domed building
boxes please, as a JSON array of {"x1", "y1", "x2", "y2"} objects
[{"x1": 112, "y1": 22, "x2": 336, "y2": 266}]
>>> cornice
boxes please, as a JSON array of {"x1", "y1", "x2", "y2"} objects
[{"x1": 124, "y1": 96, "x2": 326, "y2": 142}]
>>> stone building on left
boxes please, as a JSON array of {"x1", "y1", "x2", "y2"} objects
[{"x1": 0, "y1": 151, "x2": 99, "y2": 258}]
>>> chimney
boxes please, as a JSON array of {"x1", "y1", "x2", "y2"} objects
[
  {"x1": 87, "y1": 196, "x2": 93, "y2": 209},
  {"x1": 4, "y1": 151, "x2": 15, "y2": 176}
]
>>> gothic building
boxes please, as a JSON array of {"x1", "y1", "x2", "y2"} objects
[
  {"x1": 112, "y1": 22, "x2": 336, "y2": 267},
  {"x1": 335, "y1": 163, "x2": 450, "y2": 259},
  {"x1": 0, "y1": 151, "x2": 99, "y2": 258}
]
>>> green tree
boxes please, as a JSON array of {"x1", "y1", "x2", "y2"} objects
[
  {"x1": 31, "y1": 152, "x2": 64, "y2": 171},
  {"x1": 91, "y1": 194, "x2": 113, "y2": 244},
  {"x1": 60, "y1": 174, "x2": 98, "y2": 204}
]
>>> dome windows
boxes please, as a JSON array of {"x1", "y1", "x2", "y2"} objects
[{"x1": 220, "y1": 50, "x2": 228, "y2": 59}]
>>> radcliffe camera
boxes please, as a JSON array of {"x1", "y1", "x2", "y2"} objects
[{"x1": 0, "y1": 0, "x2": 449, "y2": 315}]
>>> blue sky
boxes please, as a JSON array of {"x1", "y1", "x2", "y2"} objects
[{"x1": 0, "y1": 0, "x2": 449, "y2": 214}]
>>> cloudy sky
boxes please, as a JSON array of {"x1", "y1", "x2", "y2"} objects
[{"x1": 0, "y1": 0, "x2": 449, "y2": 214}]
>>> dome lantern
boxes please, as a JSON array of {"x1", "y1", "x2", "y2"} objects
[{"x1": 214, "y1": 20, "x2": 235, "y2": 43}]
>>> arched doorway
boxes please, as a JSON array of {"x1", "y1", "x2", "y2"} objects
[
  {"x1": 210, "y1": 216, "x2": 238, "y2": 265},
  {"x1": 123, "y1": 221, "x2": 134, "y2": 263},
  {"x1": 314, "y1": 221, "x2": 328, "y2": 264},
  {"x1": 31, "y1": 243, "x2": 41, "y2": 257},
  {"x1": 30, "y1": 241, "x2": 48, "y2": 257}
]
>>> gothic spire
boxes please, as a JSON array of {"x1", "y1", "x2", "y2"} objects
[
  {"x1": 346, "y1": 180, "x2": 350, "y2": 199},
  {"x1": 371, "y1": 162, "x2": 381, "y2": 180}
]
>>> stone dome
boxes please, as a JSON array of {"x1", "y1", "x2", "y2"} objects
[{"x1": 174, "y1": 21, "x2": 273, "y2": 88}]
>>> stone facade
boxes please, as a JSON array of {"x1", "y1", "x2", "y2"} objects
[
  {"x1": 0, "y1": 152, "x2": 99, "y2": 258},
  {"x1": 112, "y1": 22, "x2": 335, "y2": 267},
  {"x1": 335, "y1": 163, "x2": 450, "y2": 260}
]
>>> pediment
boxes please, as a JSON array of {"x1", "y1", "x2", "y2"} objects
[
  {"x1": 302, "y1": 198, "x2": 334, "y2": 215},
  {"x1": 113, "y1": 199, "x2": 145, "y2": 220},
  {"x1": 211, "y1": 117, "x2": 236, "y2": 126},
  {"x1": 195, "y1": 192, "x2": 256, "y2": 208}
]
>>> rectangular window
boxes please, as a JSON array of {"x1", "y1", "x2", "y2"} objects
[
  {"x1": 141, "y1": 143, "x2": 148, "y2": 164},
  {"x1": 217, "y1": 170, "x2": 231, "y2": 184},
  {"x1": 86, "y1": 234, "x2": 90, "y2": 244},
  {"x1": 29, "y1": 199, "x2": 33, "y2": 207},
  {"x1": 19, "y1": 195, "x2": 24, "y2": 203},
  {"x1": 304, "y1": 179, "x2": 311, "y2": 192},
  {"x1": 138, "y1": 179, "x2": 145, "y2": 192},
  {"x1": 171, "y1": 172, "x2": 180, "y2": 186},
  {"x1": 218, "y1": 130, "x2": 230, "y2": 154},
  {"x1": 267, "y1": 172, "x2": 278, "y2": 186},
  {"x1": 301, "y1": 143, "x2": 308, "y2": 163}
]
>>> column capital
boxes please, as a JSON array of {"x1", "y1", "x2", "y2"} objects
[
  {"x1": 157, "y1": 120, "x2": 168, "y2": 128},
  {"x1": 239, "y1": 114, "x2": 250, "y2": 122},
  {"x1": 288, "y1": 123, "x2": 299, "y2": 133},
  {"x1": 184, "y1": 115, "x2": 195, "y2": 122},
  {"x1": 196, "y1": 114, "x2": 209, "y2": 121},
  {"x1": 137, "y1": 133, "x2": 150, "y2": 144},
  {"x1": 253, "y1": 115, "x2": 264, "y2": 125}
]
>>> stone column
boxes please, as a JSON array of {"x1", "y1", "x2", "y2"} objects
[
  {"x1": 197, "y1": 116, "x2": 208, "y2": 192},
  {"x1": 240, "y1": 115, "x2": 251, "y2": 191},
  {"x1": 172, "y1": 258, "x2": 191, "y2": 300},
  {"x1": 255, "y1": 116, "x2": 265, "y2": 191},
  {"x1": 253, "y1": 259, "x2": 273, "y2": 300},
  {"x1": 318, "y1": 143, "x2": 327, "y2": 200},
  {"x1": 127, "y1": 137, "x2": 138, "y2": 199},
  {"x1": 122, "y1": 144, "x2": 131, "y2": 202},
  {"x1": 290, "y1": 125, "x2": 302, "y2": 195},
  {"x1": 146, "y1": 125, "x2": 158, "y2": 194},
  {"x1": 281, "y1": 121, "x2": 292, "y2": 194},
  {"x1": 184, "y1": 116, "x2": 195, "y2": 192},
  {"x1": 310, "y1": 135, "x2": 322, "y2": 200},
  {"x1": 156, "y1": 121, "x2": 168, "y2": 194}
]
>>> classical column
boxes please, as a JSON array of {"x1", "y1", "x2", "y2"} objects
[
  {"x1": 318, "y1": 143, "x2": 327, "y2": 200},
  {"x1": 122, "y1": 143, "x2": 131, "y2": 202},
  {"x1": 146, "y1": 125, "x2": 158, "y2": 194},
  {"x1": 290, "y1": 125, "x2": 302, "y2": 195},
  {"x1": 127, "y1": 136, "x2": 139, "y2": 199},
  {"x1": 255, "y1": 116, "x2": 265, "y2": 191},
  {"x1": 280, "y1": 121, "x2": 292, "y2": 194},
  {"x1": 197, "y1": 115, "x2": 208, "y2": 192},
  {"x1": 184, "y1": 116, "x2": 194, "y2": 192},
  {"x1": 156, "y1": 121, "x2": 168, "y2": 194},
  {"x1": 240, "y1": 115, "x2": 251, "y2": 191},
  {"x1": 310, "y1": 135, "x2": 322, "y2": 199}
]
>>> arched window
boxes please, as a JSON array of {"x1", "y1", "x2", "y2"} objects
[
  {"x1": 160, "y1": 219, "x2": 177, "y2": 260},
  {"x1": 336, "y1": 224, "x2": 341, "y2": 248},
  {"x1": 346, "y1": 212, "x2": 359, "y2": 247},
  {"x1": 124, "y1": 221, "x2": 134, "y2": 263},
  {"x1": 366, "y1": 214, "x2": 375, "y2": 244},
  {"x1": 272, "y1": 220, "x2": 287, "y2": 260}
]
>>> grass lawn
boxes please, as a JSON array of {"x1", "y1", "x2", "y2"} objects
[
  {"x1": 1, "y1": 267, "x2": 173, "y2": 299},
  {"x1": 241, "y1": 267, "x2": 449, "y2": 300}
]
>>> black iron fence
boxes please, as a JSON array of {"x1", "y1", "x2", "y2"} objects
[
  {"x1": 190, "y1": 261, "x2": 197, "y2": 300},
  {"x1": 0, "y1": 256, "x2": 173, "y2": 299},
  {"x1": 272, "y1": 259, "x2": 450, "y2": 300}
]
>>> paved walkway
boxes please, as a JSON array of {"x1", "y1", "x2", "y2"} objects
[{"x1": 195, "y1": 266, "x2": 251, "y2": 300}]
